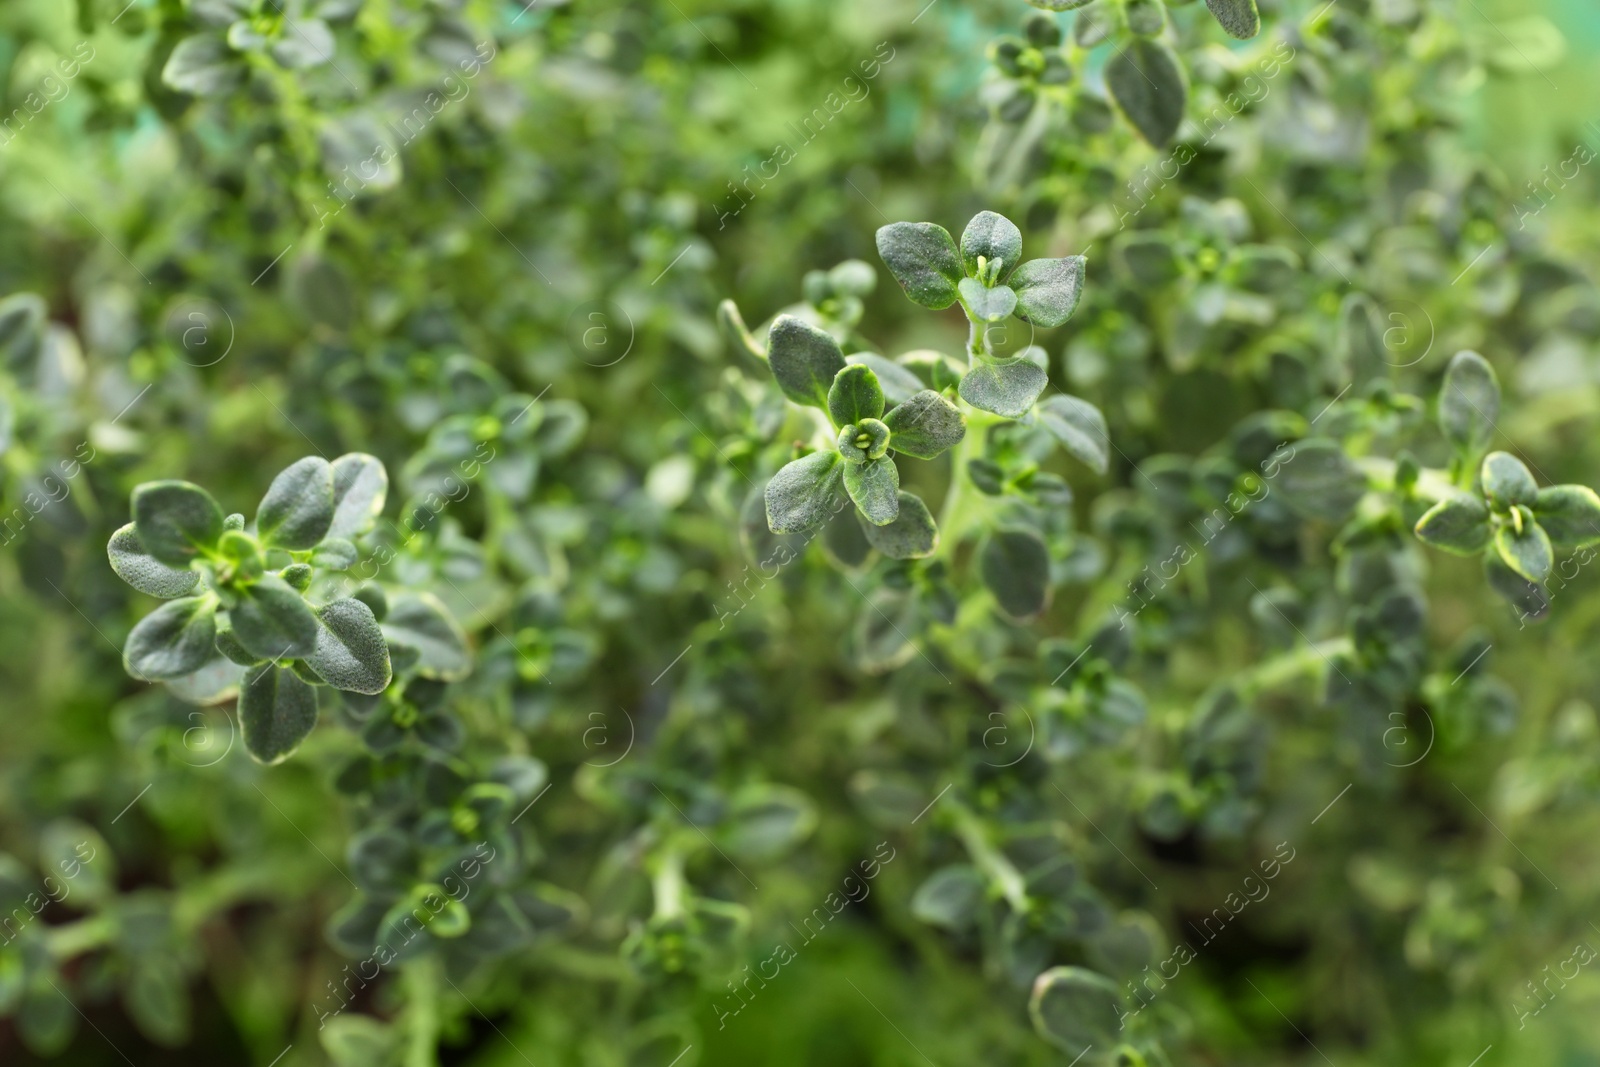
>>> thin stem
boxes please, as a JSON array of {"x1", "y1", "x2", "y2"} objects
[{"x1": 949, "y1": 800, "x2": 1028, "y2": 913}]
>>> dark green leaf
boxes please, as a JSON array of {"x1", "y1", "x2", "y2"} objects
[
  {"x1": 328, "y1": 453, "x2": 388, "y2": 539},
  {"x1": 765, "y1": 451, "x2": 847, "y2": 534},
  {"x1": 1275, "y1": 438, "x2": 1368, "y2": 522},
  {"x1": 230, "y1": 576, "x2": 318, "y2": 661},
  {"x1": 256, "y1": 456, "x2": 335, "y2": 549},
  {"x1": 1533, "y1": 484, "x2": 1600, "y2": 547},
  {"x1": 380, "y1": 592, "x2": 471, "y2": 680},
  {"x1": 828, "y1": 364, "x2": 886, "y2": 427},
  {"x1": 875, "y1": 222, "x2": 962, "y2": 309},
  {"x1": 960, "y1": 359, "x2": 1048, "y2": 419},
  {"x1": 1413, "y1": 495, "x2": 1491, "y2": 555},
  {"x1": 981, "y1": 527, "x2": 1052, "y2": 620},
  {"x1": 768, "y1": 315, "x2": 847, "y2": 409},
  {"x1": 306, "y1": 598, "x2": 393, "y2": 695},
  {"x1": 844, "y1": 458, "x2": 900, "y2": 525},
  {"x1": 1029, "y1": 966, "x2": 1125, "y2": 1056},
  {"x1": 107, "y1": 523, "x2": 200, "y2": 599},
  {"x1": 1107, "y1": 38, "x2": 1188, "y2": 146},
  {"x1": 1011, "y1": 257, "x2": 1086, "y2": 328},
  {"x1": 1205, "y1": 0, "x2": 1261, "y2": 38},
  {"x1": 123, "y1": 596, "x2": 217, "y2": 680},
  {"x1": 239, "y1": 664, "x2": 319, "y2": 764},
  {"x1": 911, "y1": 866, "x2": 986, "y2": 930},
  {"x1": 161, "y1": 34, "x2": 244, "y2": 96},
  {"x1": 1439, "y1": 351, "x2": 1499, "y2": 459},
  {"x1": 1117, "y1": 233, "x2": 1182, "y2": 286},
  {"x1": 1484, "y1": 552, "x2": 1548, "y2": 621},
  {"x1": 884, "y1": 390, "x2": 966, "y2": 460},
  {"x1": 1036, "y1": 395, "x2": 1109, "y2": 474},
  {"x1": 1481, "y1": 451, "x2": 1537, "y2": 510},
  {"x1": 845, "y1": 354, "x2": 924, "y2": 406},
  {"x1": 1127, "y1": 0, "x2": 1168, "y2": 36},
  {"x1": 132, "y1": 481, "x2": 224, "y2": 566},
  {"x1": 1494, "y1": 517, "x2": 1553, "y2": 583},
  {"x1": 960, "y1": 211, "x2": 1022, "y2": 277},
  {"x1": 857, "y1": 491, "x2": 939, "y2": 559},
  {"x1": 958, "y1": 278, "x2": 1018, "y2": 322},
  {"x1": 821, "y1": 505, "x2": 873, "y2": 567}
]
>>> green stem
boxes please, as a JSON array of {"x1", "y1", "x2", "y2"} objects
[
  {"x1": 403, "y1": 955, "x2": 442, "y2": 1067},
  {"x1": 1236, "y1": 638, "x2": 1354, "y2": 699},
  {"x1": 949, "y1": 800, "x2": 1028, "y2": 913},
  {"x1": 45, "y1": 914, "x2": 115, "y2": 960},
  {"x1": 651, "y1": 849, "x2": 687, "y2": 921}
]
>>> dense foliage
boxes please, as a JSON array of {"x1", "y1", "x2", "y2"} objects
[{"x1": 2, "y1": 0, "x2": 1599, "y2": 1064}]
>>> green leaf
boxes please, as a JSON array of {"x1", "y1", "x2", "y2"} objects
[
  {"x1": 1107, "y1": 38, "x2": 1188, "y2": 147},
  {"x1": 875, "y1": 222, "x2": 963, "y2": 309},
  {"x1": 107, "y1": 523, "x2": 200, "y2": 599},
  {"x1": 828, "y1": 364, "x2": 886, "y2": 427},
  {"x1": 255, "y1": 456, "x2": 335, "y2": 549},
  {"x1": 1036, "y1": 395, "x2": 1109, "y2": 474},
  {"x1": 1533, "y1": 484, "x2": 1600, "y2": 547},
  {"x1": 1117, "y1": 233, "x2": 1181, "y2": 286},
  {"x1": 765, "y1": 451, "x2": 847, "y2": 534},
  {"x1": 162, "y1": 33, "x2": 245, "y2": 96},
  {"x1": 132, "y1": 481, "x2": 224, "y2": 566},
  {"x1": 1275, "y1": 438, "x2": 1368, "y2": 523},
  {"x1": 857, "y1": 491, "x2": 939, "y2": 559},
  {"x1": 1481, "y1": 451, "x2": 1537, "y2": 510},
  {"x1": 230, "y1": 576, "x2": 319, "y2": 661},
  {"x1": 960, "y1": 360, "x2": 1049, "y2": 419},
  {"x1": 884, "y1": 390, "x2": 966, "y2": 460},
  {"x1": 822, "y1": 505, "x2": 874, "y2": 567},
  {"x1": 1127, "y1": 0, "x2": 1168, "y2": 36},
  {"x1": 845, "y1": 458, "x2": 900, "y2": 525},
  {"x1": 980, "y1": 527, "x2": 1052, "y2": 620},
  {"x1": 1011, "y1": 257, "x2": 1086, "y2": 328},
  {"x1": 1484, "y1": 551, "x2": 1549, "y2": 621},
  {"x1": 960, "y1": 211, "x2": 1022, "y2": 277},
  {"x1": 1029, "y1": 966, "x2": 1125, "y2": 1057},
  {"x1": 312, "y1": 537, "x2": 358, "y2": 570},
  {"x1": 328, "y1": 453, "x2": 388, "y2": 539},
  {"x1": 239, "y1": 664, "x2": 319, "y2": 764},
  {"x1": 1439, "y1": 350, "x2": 1499, "y2": 460},
  {"x1": 845, "y1": 354, "x2": 924, "y2": 406},
  {"x1": 958, "y1": 278, "x2": 1018, "y2": 322},
  {"x1": 1414, "y1": 495, "x2": 1491, "y2": 555},
  {"x1": 305, "y1": 598, "x2": 392, "y2": 695},
  {"x1": 1205, "y1": 0, "x2": 1261, "y2": 38},
  {"x1": 911, "y1": 866, "x2": 987, "y2": 930},
  {"x1": 123, "y1": 596, "x2": 218, "y2": 680},
  {"x1": 1494, "y1": 516, "x2": 1553, "y2": 583},
  {"x1": 1025, "y1": 0, "x2": 1095, "y2": 8},
  {"x1": 380, "y1": 592, "x2": 471, "y2": 680},
  {"x1": 768, "y1": 315, "x2": 847, "y2": 409}
]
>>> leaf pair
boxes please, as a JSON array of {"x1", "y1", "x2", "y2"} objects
[
  {"x1": 875, "y1": 212, "x2": 1085, "y2": 329},
  {"x1": 764, "y1": 459, "x2": 940, "y2": 559},
  {"x1": 1415, "y1": 450, "x2": 1600, "y2": 585}
]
